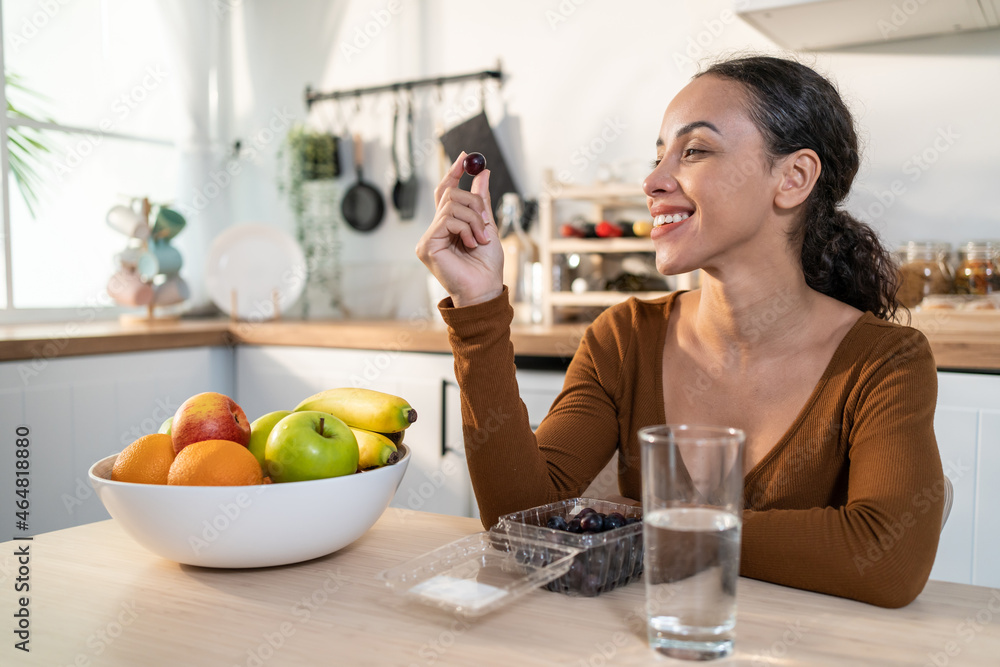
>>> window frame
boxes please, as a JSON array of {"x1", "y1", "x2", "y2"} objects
[{"x1": 0, "y1": 1, "x2": 176, "y2": 323}]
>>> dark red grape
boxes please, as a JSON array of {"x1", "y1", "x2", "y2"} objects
[
  {"x1": 604, "y1": 512, "x2": 626, "y2": 531},
  {"x1": 567, "y1": 518, "x2": 583, "y2": 533},
  {"x1": 577, "y1": 507, "x2": 597, "y2": 518},
  {"x1": 579, "y1": 513, "x2": 603, "y2": 533},
  {"x1": 463, "y1": 152, "x2": 487, "y2": 175}
]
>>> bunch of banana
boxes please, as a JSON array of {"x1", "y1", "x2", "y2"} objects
[{"x1": 294, "y1": 388, "x2": 416, "y2": 469}]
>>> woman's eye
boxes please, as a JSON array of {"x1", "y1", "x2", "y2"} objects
[
  {"x1": 649, "y1": 158, "x2": 661, "y2": 169},
  {"x1": 682, "y1": 148, "x2": 704, "y2": 158}
]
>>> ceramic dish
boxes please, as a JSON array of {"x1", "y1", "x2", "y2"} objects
[
  {"x1": 204, "y1": 223, "x2": 306, "y2": 320},
  {"x1": 89, "y1": 444, "x2": 410, "y2": 568}
]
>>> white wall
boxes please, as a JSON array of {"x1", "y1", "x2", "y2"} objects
[{"x1": 221, "y1": 0, "x2": 1000, "y2": 309}]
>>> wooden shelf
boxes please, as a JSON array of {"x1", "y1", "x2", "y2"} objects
[
  {"x1": 549, "y1": 238, "x2": 654, "y2": 254},
  {"x1": 549, "y1": 290, "x2": 671, "y2": 307},
  {"x1": 542, "y1": 182, "x2": 645, "y2": 201},
  {"x1": 539, "y1": 179, "x2": 661, "y2": 324}
]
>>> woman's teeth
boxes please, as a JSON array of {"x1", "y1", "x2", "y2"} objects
[{"x1": 653, "y1": 212, "x2": 691, "y2": 227}]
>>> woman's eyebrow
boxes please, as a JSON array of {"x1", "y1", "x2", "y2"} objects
[{"x1": 656, "y1": 120, "x2": 723, "y2": 147}]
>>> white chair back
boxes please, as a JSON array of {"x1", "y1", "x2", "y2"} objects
[{"x1": 941, "y1": 475, "x2": 954, "y2": 532}]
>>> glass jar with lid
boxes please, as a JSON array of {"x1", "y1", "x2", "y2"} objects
[
  {"x1": 954, "y1": 241, "x2": 1000, "y2": 295},
  {"x1": 896, "y1": 241, "x2": 953, "y2": 307}
]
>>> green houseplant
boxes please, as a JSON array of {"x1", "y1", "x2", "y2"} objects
[
  {"x1": 6, "y1": 72, "x2": 54, "y2": 218},
  {"x1": 277, "y1": 124, "x2": 345, "y2": 319}
]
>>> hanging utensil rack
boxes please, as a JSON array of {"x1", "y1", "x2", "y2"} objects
[{"x1": 304, "y1": 63, "x2": 503, "y2": 109}]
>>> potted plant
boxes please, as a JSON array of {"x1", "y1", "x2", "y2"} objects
[{"x1": 277, "y1": 124, "x2": 345, "y2": 319}]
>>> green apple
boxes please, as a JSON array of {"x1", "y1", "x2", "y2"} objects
[
  {"x1": 158, "y1": 416, "x2": 173, "y2": 435},
  {"x1": 265, "y1": 411, "x2": 359, "y2": 483},
  {"x1": 248, "y1": 410, "x2": 291, "y2": 468}
]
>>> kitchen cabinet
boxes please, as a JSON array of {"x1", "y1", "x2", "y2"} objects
[
  {"x1": 538, "y1": 181, "x2": 694, "y2": 325},
  {"x1": 736, "y1": 0, "x2": 1000, "y2": 50},
  {"x1": 933, "y1": 371, "x2": 1000, "y2": 587},
  {"x1": 0, "y1": 347, "x2": 233, "y2": 536}
]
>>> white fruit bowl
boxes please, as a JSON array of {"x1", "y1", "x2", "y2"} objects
[{"x1": 88, "y1": 444, "x2": 410, "y2": 568}]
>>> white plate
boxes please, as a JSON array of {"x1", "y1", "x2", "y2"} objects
[{"x1": 205, "y1": 223, "x2": 306, "y2": 320}]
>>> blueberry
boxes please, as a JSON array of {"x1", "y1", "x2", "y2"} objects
[{"x1": 546, "y1": 515, "x2": 568, "y2": 531}]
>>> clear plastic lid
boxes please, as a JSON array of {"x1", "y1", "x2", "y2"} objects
[{"x1": 378, "y1": 532, "x2": 582, "y2": 618}]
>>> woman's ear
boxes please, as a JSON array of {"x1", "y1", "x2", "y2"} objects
[{"x1": 774, "y1": 149, "x2": 821, "y2": 210}]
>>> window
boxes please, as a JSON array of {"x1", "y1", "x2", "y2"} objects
[{"x1": 1, "y1": 0, "x2": 182, "y2": 319}]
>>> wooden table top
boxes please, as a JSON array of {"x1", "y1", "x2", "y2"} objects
[{"x1": 2, "y1": 509, "x2": 998, "y2": 666}]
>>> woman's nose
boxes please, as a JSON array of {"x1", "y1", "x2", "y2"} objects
[{"x1": 642, "y1": 162, "x2": 677, "y2": 197}]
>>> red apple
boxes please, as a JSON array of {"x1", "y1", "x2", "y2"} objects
[{"x1": 171, "y1": 392, "x2": 251, "y2": 454}]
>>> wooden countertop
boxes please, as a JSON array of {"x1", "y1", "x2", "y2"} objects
[
  {"x1": 3, "y1": 508, "x2": 998, "y2": 666},
  {"x1": 2, "y1": 309, "x2": 999, "y2": 371}
]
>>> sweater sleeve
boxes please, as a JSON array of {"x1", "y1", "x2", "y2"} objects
[
  {"x1": 441, "y1": 289, "x2": 626, "y2": 528},
  {"x1": 739, "y1": 327, "x2": 944, "y2": 608}
]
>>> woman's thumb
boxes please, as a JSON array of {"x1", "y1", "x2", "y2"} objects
[{"x1": 471, "y1": 170, "x2": 492, "y2": 221}]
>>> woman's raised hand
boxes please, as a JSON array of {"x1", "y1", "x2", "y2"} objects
[{"x1": 416, "y1": 151, "x2": 504, "y2": 307}]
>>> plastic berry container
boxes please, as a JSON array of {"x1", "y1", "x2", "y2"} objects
[
  {"x1": 492, "y1": 497, "x2": 644, "y2": 598},
  {"x1": 378, "y1": 532, "x2": 582, "y2": 618}
]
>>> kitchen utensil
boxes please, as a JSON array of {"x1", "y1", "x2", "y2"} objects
[
  {"x1": 392, "y1": 95, "x2": 418, "y2": 220},
  {"x1": 106, "y1": 204, "x2": 148, "y2": 239},
  {"x1": 150, "y1": 207, "x2": 186, "y2": 241},
  {"x1": 341, "y1": 133, "x2": 385, "y2": 232},
  {"x1": 153, "y1": 274, "x2": 190, "y2": 306},
  {"x1": 137, "y1": 240, "x2": 183, "y2": 281},
  {"x1": 88, "y1": 444, "x2": 411, "y2": 568},
  {"x1": 106, "y1": 268, "x2": 154, "y2": 307},
  {"x1": 204, "y1": 223, "x2": 306, "y2": 320},
  {"x1": 439, "y1": 111, "x2": 520, "y2": 219}
]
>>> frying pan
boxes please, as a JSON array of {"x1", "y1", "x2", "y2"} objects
[
  {"x1": 341, "y1": 133, "x2": 385, "y2": 232},
  {"x1": 392, "y1": 97, "x2": 418, "y2": 220}
]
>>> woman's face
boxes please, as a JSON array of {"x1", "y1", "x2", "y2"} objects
[{"x1": 643, "y1": 75, "x2": 786, "y2": 278}]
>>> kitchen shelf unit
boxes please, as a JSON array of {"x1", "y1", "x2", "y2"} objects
[{"x1": 538, "y1": 179, "x2": 692, "y2": 325}]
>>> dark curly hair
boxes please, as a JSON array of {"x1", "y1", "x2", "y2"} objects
[{"x1": 696, "y1": 56, "x2": 900, "y2": 321}]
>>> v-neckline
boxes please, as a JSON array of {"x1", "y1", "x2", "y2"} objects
[{"x1": 652, "y1": 291, "x2": 873, "y2": 485}]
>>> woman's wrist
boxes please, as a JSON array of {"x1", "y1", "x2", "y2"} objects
[{"x1": 451, "y1": 287, "x2": 505, "y2": 308}]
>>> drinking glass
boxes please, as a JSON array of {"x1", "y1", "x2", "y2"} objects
[{"x1": 638, "y1": 424, "x2": 746, "y2": 661}]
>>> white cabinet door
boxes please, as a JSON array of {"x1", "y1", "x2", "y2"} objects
[
  {"x1": 515, "y1": 368, "x2": 566, "y2": 429},
  {"x1": 235, "y1": 346, "x2": 474, "y2": 518},
  {"x1": 933, "y1": 372, "x2": 1000, "y2": 586},
  {"x1": 0, "y1": 347, "x2": 233, "y2": 535}
]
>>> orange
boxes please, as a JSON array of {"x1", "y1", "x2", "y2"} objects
[
  {"x1": 112, "y1": 433, "x2": 176, "y2": 484},
  {"x1": 167, "y1": 439, "x2": 264, "y2": 486}
]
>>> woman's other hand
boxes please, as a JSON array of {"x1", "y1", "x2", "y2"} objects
[{"x1": 416, "y1": 152, "x2": 504, "y2": 307}]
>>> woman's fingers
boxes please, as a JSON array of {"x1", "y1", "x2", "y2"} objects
[
  {"x1": 436, "y1": 187, "x2": 492, "y2": 246},
  {"x1": 437, "y1": 199, "x2": 489, "y2": 248},
  {"x1": 434, "y1": 152, "x2": 467, "y2": 207}
]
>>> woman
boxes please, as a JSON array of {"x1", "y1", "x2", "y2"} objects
[{"x1": 416, "y1": 55, "x2": 944, "y2": 608}]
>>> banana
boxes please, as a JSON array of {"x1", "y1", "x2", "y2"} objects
[
  {"x1": 294, "y1": 387, "x2": 417, "y2": 434},
  {"x1": 351, "y1": 428, "x2": 400, "y2": 469}
]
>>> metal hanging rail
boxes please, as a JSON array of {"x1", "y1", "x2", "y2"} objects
[{"x1": 304, "y1": 63, "x2": 503, "y2": 109}]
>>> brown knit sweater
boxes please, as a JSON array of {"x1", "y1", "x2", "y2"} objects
[{"x1": 442, "y1": 289, "x2": 944, "y2": 608}]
